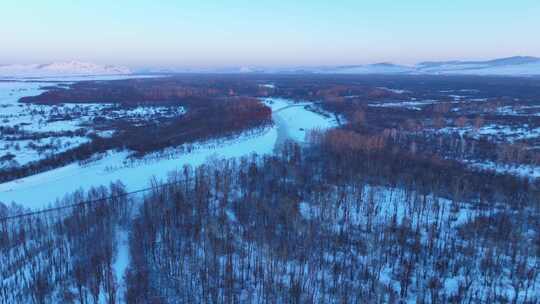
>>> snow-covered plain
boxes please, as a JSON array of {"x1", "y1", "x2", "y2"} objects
[
  {"x1": 1, "y1": 136, "x2": 91, "y2": 167},
  {"x1": 0, "y1": 78, "x2": 186, "y2": 168}
]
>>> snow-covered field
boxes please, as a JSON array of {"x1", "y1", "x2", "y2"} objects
[
  {"x1": 1, "y1": 136, "x2": 91, "y2": 167},
  {"x1": 0, "y1": 95, "x2": 336, "y2": 209},
  {"x1": 0, "y1": 79, "x2": 185, "y2": 168}
]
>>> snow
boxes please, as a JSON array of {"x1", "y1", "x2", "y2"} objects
[
  {"x1": 416, "y1": 56, "x2": 540, "y2": 76},
  {"x1": 448, "y1": 94, "x2": 467, "y2": 100},
  {"x1": 0, "y1": 136, "x2": 91, "y2": 166},
  {"x1": 238, "y1": 56, "x2": 540, "y2": 76},
  {"x1": 496, "y1": 105, "x2": 540, "y2": 116},
  {"x1": 438, "y1": 124, "x2": 540, "y2": 142},
  {"x1": 0, "y1": 80, "x2": 189, "y2": 170},
  {"x1": 439, "y1": 61, "x2": 540, "y2": 76},
  {"x1": 299, "y1": 201, "x2": 320, "y2": 220},
  {"x1": 264, "y1": 98, "x2": 338, "y2": 142},
  {"x1": 318, "y1": 63, "x2": 414, "y2": 74},
  {"x1": 467, "y1": 160, "x2": 540, "y2": 179},
  {"x1": 0, "y1": 61, "x2": 131, "y2": 78},
  {"x1": 369, "y1": 100, "x2": 437, "y2": 111},
  {"x1": 127, "y1": 56, "x2": 540, "y2": 76},
  {"x1": 113, "y1": 229, "x2": 130, "y2": 302},
  {"x1": 377, "y1": 87, "x2": 410, "y2": 94}
]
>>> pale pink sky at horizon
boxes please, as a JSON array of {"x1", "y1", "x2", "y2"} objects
[{"x1": 1, "y1": 0, "x2": 539, "y2": 68}]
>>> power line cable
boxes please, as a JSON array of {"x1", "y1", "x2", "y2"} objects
[{"x1": 0, "y1": 180, "x2": 185, "y2": 222}]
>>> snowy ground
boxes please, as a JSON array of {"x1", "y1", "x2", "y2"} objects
[
  {"x1": 1, "y1": 136, "x2": 91, "y2": 167},
  {"x1": 377, "y1": 87, "x2": 410, "y2": 94},
  {"x1": 437, "y1": 124, "x2": 540, "y2": 143},
  {"x1": 496, "y1": 105, "x2": 540, "y2": 116},
  {"x1": 368, "y1": 100, "x2": 437, "y2": 111},
  {"x1": 0, "y1": 79, "x2": 185, "y2": 168},
  {"x1": 467, "y1": 160, "x2": 540, "y2": 179},
  {"x1": 113, "y1": 229, "x2": 130, "y2": 303}
]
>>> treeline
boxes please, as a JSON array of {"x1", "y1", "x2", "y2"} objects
[
  {"x1": 26, "y1": 74, "x2": 540, "y2": 106},
  {"x1": 120, "y1": 97, "x2": 271, "y2": 154},
  {"x1": 19, "y1": 76, "x2": 270, "y2": 105}
]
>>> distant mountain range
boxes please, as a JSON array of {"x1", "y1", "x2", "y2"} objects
[
  {"x1": 259, "y1": 56, "x2": 540, "y2": 76},
  {"x1": 2, "y1": 57, "x2": 540, "y2": 78},
  {"x1": 143, "y1": 56, "x2": 540, "y2": 76},
  {"x1": 0, "y1": 61, "x2": 131, "y2": 78},
  {"x1": 413, "y1": 56, "x2": 540, "y2": 76}
]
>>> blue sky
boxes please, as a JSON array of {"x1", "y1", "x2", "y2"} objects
[{"x1": 1, "y1": 0, "x2": 539, "y2": 67}]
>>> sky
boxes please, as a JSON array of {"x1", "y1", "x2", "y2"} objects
[{"x1": 1, "y1": 0, "x2": 539, "y2": 68}]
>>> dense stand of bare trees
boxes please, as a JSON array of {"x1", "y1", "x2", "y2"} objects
[
  {"x1": 0, "y1": 182, "x2": 130, "y2": 303},
  {"x1": 124, "y1": 141, "x2": 539, "y2": 303}
]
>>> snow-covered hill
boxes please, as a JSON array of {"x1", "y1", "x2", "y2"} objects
[
  {"x1": 0, "y1": 61, "x2": 131, "y2": 78},
  {"x1": 315, "y1": 63, "x2": 414, "y2": 74}
]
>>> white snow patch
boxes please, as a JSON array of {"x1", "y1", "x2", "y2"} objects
[
  {"x1": 369, "y1": 100, "x2": 437, "y2": 111},
  {"x1": 377, "y1": 87, "x2": 410, "y2": 94},
  {"x1": 467, "y1": 160, "x2": 540, "y2": 179},
  {"x1": 113, "y1": 229, "x2": 129, "y2": 302}
]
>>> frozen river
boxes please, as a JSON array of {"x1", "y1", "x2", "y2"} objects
[{"x1": 0, "y1": 93, "x2": 337, "y2": 209}]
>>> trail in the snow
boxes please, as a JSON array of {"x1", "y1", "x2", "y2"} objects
[
  {"x1": 272, "y1": 106, "x2": 293, "y2": 152},
  {"x1": 113, "y1": 228, "x2": 130, "y2": 303}
]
